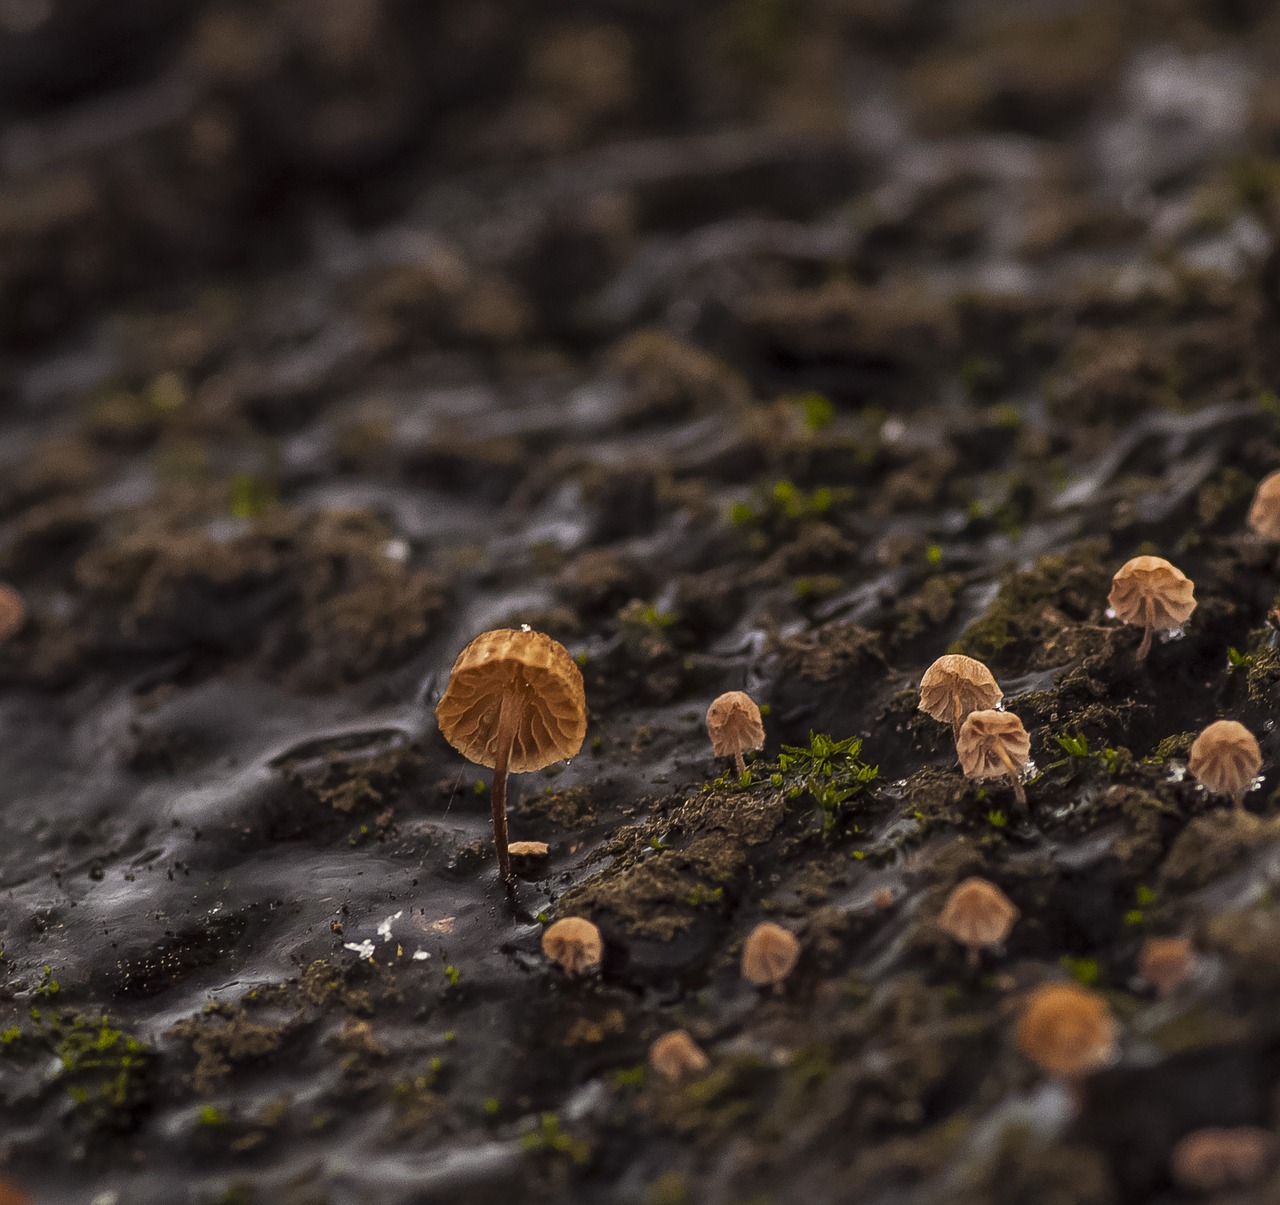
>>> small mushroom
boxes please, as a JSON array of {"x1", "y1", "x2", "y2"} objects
[
  {"x1": 741, "y1": 922, "x2": 800, "y2": 987},
  {"x1": 1171, "y1": 1127, "x2": 1274, "y2": 1193},
  {"x1": 1015, "y1": 982, "x2": 1117, "y2": 1080},
  {"x1": 1108, "y1": 555, "x2": 1196, "y2": 661},
  {"x1": 541, "y1": 916, "x2": 603, "y2": 976},
  {"x1": 919, "y1": 654, "x2": 1002, "y2": 742},
  {"x1": 435, "y1": 628, "x2": 587, "y2": 883},
  {"x1": 938, "y1": 876, "x2": 1019, "y2": 968},
  {"x1": 649, "y1": 1029, "x2": 710, "y2": 1081},
  {"x1": 1137, "y1": 935, "x2": 1194, "y2": 997},
  {"x1": 1188, "y1": 719, "x2": 1262, "y2": 810},
  {"x1": 957, "y1": 709, "x2": 1031, "y2": 805},
  {"x1": 0, "y1": 584, "x2": 25, "y2": 643},
  {"x1": 1247, "y1": 469, "x2": 1280, "y2": 539},
  {"x1": 706, "y1": 691, "x2": 765, "y2": 776}
]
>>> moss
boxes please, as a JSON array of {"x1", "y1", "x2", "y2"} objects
[
  {"x1": 168, "y1": 1005, "x2": 291, "y2": 1095},
  {"x1": 953, "y1": 539, "x2": 1113, "y2": 669}
]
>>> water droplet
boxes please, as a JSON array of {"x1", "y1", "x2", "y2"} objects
[{"x1": 520, "y1": 623, "x2": 532, "y2": 632}]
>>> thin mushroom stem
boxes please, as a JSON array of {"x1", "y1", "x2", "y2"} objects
[
  {"x1": 491, "y1": 687, "x2": 522, "y2": 884},
  {"x1": 966, "y1": 945, "x2": 979, "y2": 970},
  {"x1": 952, "y1": 697, "x2": 963, "y2": 744},
  {"x1": 1136, "y1": 596, "x2": 1154, "y2": 661},
  {"x1": 995, "y1": 745, "x2": 1027, "y2": 806},
  {"x1": 734, "y1": 749, "x2": 746, "y2": 777}
]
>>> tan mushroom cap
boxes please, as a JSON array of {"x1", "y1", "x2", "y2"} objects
[
  {"x1": 1188, "y1": 720, "x2": 1261, "y2": 804},
  {"x1": 649, "y1": 1029, "x2": 710, "y2": 1080},
  {"x1": 541, "y1": 916, "x2": 603, "y2": 976},
  {"x1": 1108, "y1": 556, "x2": 1196, "y2": 632},
  {"x1": 706, "y1": 691, "x2": 765, "y2": 759},
  {"x1": 1015, "y1": 982, "x2": 1118, "y2": 1077},
  {"x1": 939, "y1": 877, "x2": 1019, "y2": 953},
  {"x1": 1137, "y1": 935, "x2": 1194, "y2": 997},
  {"x1": 919, "y1": 655, "x2": 1002, "y2": 730},
  {"x1": 0, "y1": 584, "x2": 25, "y2": 643},
  {"x1": 508, "y1": 840, "x2": 550, "y2": 858},
  {"x1": 435, "y1": 628, "x2": 586, "y2": 773},
  {"x1": 957, "y1": 710, "x2": 1030, "y2": 782},
  {"x1": 1172, "y1": 1127, "x2": 1274, "y2": 1193},
  {"x1": 1247, "y1": 469, "x2": 1280, "y2": 539},
  {"x1": 741, "y1": 922, "x2": 800, "y2": 986}
]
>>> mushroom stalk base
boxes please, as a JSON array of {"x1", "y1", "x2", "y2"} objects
[
  {"x1": 734, "y1": 750, "x2": 745, "y2": 777},
  {"x1": 491, "y1": 689, "x2": 521, "y2": 883},
  {"x1": 996, "y1": 746, "x2": 1027, "y2": 806}
]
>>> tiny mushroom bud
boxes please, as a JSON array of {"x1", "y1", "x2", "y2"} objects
[
  {"x1": 649, "y1": 1029, "x2": 710, "y2": 1081},
  {"x1": 1247, "y1": 469, "x2": 1280, "y2": 539},
  {"x1": 741, "y1": 921, "x2": 800, "y2": 987},
  {"x1": 1171, "y1": 1127, "x2": 1274, "y2": 1194},
  {"x1": 541, "y1": 916, "x2": 603, "y2": 977},
  {"x1": 1015, "y1": 982, "x2": 1118, "y2": 1079},
  {"x1": 1108, "y1": 555, "x2": 1196, "y2": 661},
  {"x1": 957, "y1": 709, "x2": 1031, "y2": 805},
  {"x1": 938, "y1": 877, "x2": 1019, "y2": 968},
  {"x1": 1137, "y1": 935, "x2": 1195, "y2": 997},
  {"x1": 706, "y1": 690, "x2": 765, "y2": 776},
  {"x1": 1188, "y1": 720, "x2": 1262, "y2": 810},
  {"x1": 0, "y1": 584, "x2": 25, "y2": 643},
  {"x1": 435, "y1": 629, "x2": 587, "y2": 883},
  {"x1": 919, "y1": 654, "x2": 1002, "y2": 741}
]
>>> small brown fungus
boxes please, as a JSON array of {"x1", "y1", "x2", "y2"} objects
[
  {"x1": 541, "y1": 916, "x2": 603, "y2": 976},
  {"x1": 0, "y1": 584, "x2": 26, "y2": 643},
  {"x1": 649, "y1": 1029, "x2": 710, "y2": 1081},
  {"x1": 938, "y1": 876, "x2": 1019, "y2": 967},
  {"x1": 1188, "y1": 719, "x2": 1261, "y2": 810},
  {"x1": 919, "y1": 654, "x2": 1002, "y2": 741},
  {"x1": 706, "y1": 690, "x2": 765, "y2": 776},
  {"x1": 1247, "y1": 469, "x2": 1280, "y2": 539},
  {"x1": 741, "y1": 921, "x2": 800, "y2": 987},
  {"x1": 508, "y1": 840, "x2": 550, "y2": 858},
  {"x1": 435, "y1": 628, "x2": 587, "y2": 883},
  {"x1": 1137, "y1": 935, "x2": 1195, "y2": 997},
  {"x1": 1171, "y1": 1127, "x2": 1274, "y2": 1193},
  {"x1": 1108, "y1": 555, "x2": 1196, "y2": 661},
  {"x1": 1015, "y1": 982, "x2": 1118, "y2": 1079},
  {"x1": 957, "y1": 709, "x2": 1030, "y2": 805}
]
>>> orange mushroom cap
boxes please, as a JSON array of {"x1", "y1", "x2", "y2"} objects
[
  {"x1": 435, "y1": 628, "x2": 586, "y2": 773},
  {"x1": 918, "y1": 655, "x2": 1002, "y2": 728},
  {"x1": 956, "y1": 710, "x2": 1030, "y2": 782},
  {"x1": 649, "y1": 1029, "x2": 710, "y2": 1080},
  {"x1": 706, "y1": 691, "x2": 765, "y2": 760},
  {"x1": 0, "y1": 584, "x2": 25, "y2": 643},
  {"x1": 741, "y1": 922, "x2": 800, "y2": 986},
  {"x1": 1188, "y1": 720, "x2": 1261, "y2": 802},
  {"x1": 1247, "y1": 469, "x2": 1280, "y2": 540},
  {"x1": 1108, "y1": 556, "x2": 1196, "y2": 633},
  {"x1": 1015, "y1": 982, "x2": 1118, "y2": 1077},
  {"x1": 1137, "y1": 935, "x2": 1194, "y2": 997},
  {"x1": 939, "y1": 877, "x2": 1019, "y2": 952},
  {"x1": 541, "y1": 916, "x2": 603, "y2": 976},
  {"x1": 1171, "y1": 1127, "x2": 1274, "y2": 1193}
]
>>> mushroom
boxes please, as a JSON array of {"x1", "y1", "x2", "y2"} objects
[
  {"x1": 1108, "y1": 556, "x2": 1196, "y2": 661},
  {"x1": 435, "y1": 628, "x2": 587, "y2": 883},
  {"x1": 919, "y1": 654, "x2": 1002, "y2": 742},
  {"x1": 541, "y1": 916, "x2": 603, "y2": 976},
  {"x1": 1247, "y1": 469, "x2": 1280, "y2": 539},
  {"x1": 0, "y1": 584, "x2": 25, "y2": 643},
  {"x1": 1015, "y1": 982, "x2": 1117, "y2": 1080},
  {"x1": 1188, "y1": 719, "x2": 1261, "y2": 810},
  {"x1": 706, "y1": 691, "x2": 765, "y2": 777},
  {"x1": 1171, "y1": 1127, "x2": 1274, "y2": 1193},
  {"x1": 957, "y1": 709, "x2": 1031, "y2": 805},
  {"x1": 741, "y1": 922, "x2": 800, "y2": 987},
  {"x1": 1137, "y1": 935, "x2": 1194, "y2": 997},
  {"x1": 0, "y1": 1183, "x2": 31, "y2": 1205},
  {"x1": 938, "y1": 877, "x2": 1019, "y2": 967},
  {"x1": 649, "y1": 1029, "x2": 710, "y2": 1081}
]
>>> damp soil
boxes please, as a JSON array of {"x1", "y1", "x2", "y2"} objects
[{"x1": 6, "y1": 3, "x2": 1280, "y2": 1203}]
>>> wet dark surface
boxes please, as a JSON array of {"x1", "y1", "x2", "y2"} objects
[{"x1": 6, "y1": 2, "x2": 1280, "y2": 1202}]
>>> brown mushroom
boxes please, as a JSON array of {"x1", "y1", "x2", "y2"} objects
[
  {"x1": 649, "y1": 1029, "x2": 710, "y2": 1081},
  {"x1": 1188, "y1": 719, "x2": 1262, "y2": 810},
  {"x1": 1015, "y1": 982, "x2": 1118, "y2": 1079},
  {"x1": 1247, "y1": 469, "x2": 1280, "y2": 539},
  {"x1": 436, "y1": 628, "x2": 587, "y2": 883},
  {"x1": 706, "y1": 690, "x2": 765, "y2": 777},
  {"x1": 938, "y1": 877, "x2": 1019, "y2": 967},
  {"x1": 1171, "y1": 1127, "x2": 1274, "y2": 1193},
  {"x1": 0, "y1": 584, "x2": 25, "y2": 643},
  {"x1": 1108, "y1": 556, "x2": 1196, "y2": 661},
  {"x1": 1137, "y1": 935, "x2": 1195, "y2": 997},
  {"x1": 541, "y1": 916, "x2": 603, "y2": 976},
  {"x1": 741, "y1": 922, "x2": 800, "y2": 987},
  {"x1": 919, "y1": 654, "x2": 1002, "y2": 742},
  {"x1": 957, "y1": 709, "x2": 1031, "y2": 805}
]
